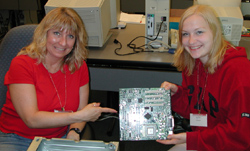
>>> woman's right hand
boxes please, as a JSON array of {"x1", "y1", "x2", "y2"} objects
[
  {"x1": 77, "y1": 102, "x2": 117, "y2": 122},
  {"x1": 161, "y1": 81, "x2": 178, "y2": 96}
]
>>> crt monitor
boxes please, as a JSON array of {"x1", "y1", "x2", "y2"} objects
[
  {"x1": 45, "y1": 0, "x2": 112, "y2": 47},
  {"x1": 194, "y1": 0, "x2": 243, "y2": 46}
]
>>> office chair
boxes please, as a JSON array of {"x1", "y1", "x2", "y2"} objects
[
  {"x1": 0, "y1": 24, "x2": 37, "y2": 116},
  {"x1": 0, "y1": 24, "x2": 94, "y2": 140}
]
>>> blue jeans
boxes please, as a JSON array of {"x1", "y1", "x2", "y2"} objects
[
  {"x1": 0, "y1": 130, "x2": 33, "y2": 151},
  {"x1": 0, "y1": 131, "x2": 67, "y2": 151}
]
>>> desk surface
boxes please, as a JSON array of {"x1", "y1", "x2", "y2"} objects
[
  {"x1": 87, "y1": 24, "x2": 177, "y2": 71},
  {"x1": 87, "y1": 23, "x2": 250, "y2": 71},
  {"x1": 86, "y1": 22, "x2": 250, "y2": 91}
]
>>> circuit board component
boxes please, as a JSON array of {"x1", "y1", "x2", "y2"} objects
[{"x1": 119, "y1": 88, "x2": 174, "y2": 141}]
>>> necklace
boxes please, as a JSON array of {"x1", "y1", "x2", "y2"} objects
[
  {"x1": 197, "y1": 63, "x2": 208, "y2": 114},
  {"x1": 44, "y1": 64, "x2": 67, "y2": 111}
]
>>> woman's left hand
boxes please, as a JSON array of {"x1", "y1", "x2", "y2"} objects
[
  {"x1": 66, "y1": 130, "x2": 80, "y2": 141},
  {"x1": 156, "y1": 133, "x2": 186, "y2": 145}
]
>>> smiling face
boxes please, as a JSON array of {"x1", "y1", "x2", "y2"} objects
[
  {"x1": 182, "y1": 14, "x2": 213, "y2": 64},
  {"x1": 46, "y1": 28, "x2": 76, "y2": 62}
]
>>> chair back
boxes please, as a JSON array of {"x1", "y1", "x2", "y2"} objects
[{"x1": 0, "y1": 25, "x2": 37, "y2": 115}]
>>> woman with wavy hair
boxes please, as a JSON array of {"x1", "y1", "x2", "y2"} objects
[{"x1": 0, "y1": 7, "x2": 116, "y2": 151}]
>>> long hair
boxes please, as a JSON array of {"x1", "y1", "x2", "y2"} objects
[
  {"x1": 174, "y1": 5, "x2": 232, "y2": 76},
  {"x1": 18, "y1": 7, "x2": 88, "y2": 73}
]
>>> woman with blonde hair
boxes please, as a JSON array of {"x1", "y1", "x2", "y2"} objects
[
  {"x1": 158, "y1": 5, "x2": 250, "y2": 151},
  {"x1": 0, "y1": 7, "x2": 116, "y2": 151}
]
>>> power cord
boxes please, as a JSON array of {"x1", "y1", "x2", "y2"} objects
[
  {"x1": 96, "y1": 113, "x2": 119, "y2": 122},
  {"x1": 114, "y1": 20, "x2": 175, "y2": 55},
  {"x1": 114, "y1": 39, "x2": 153, "y2": 56},
  {"x1": 95, "y1": 113, "x2": 119, "y2": 137}
]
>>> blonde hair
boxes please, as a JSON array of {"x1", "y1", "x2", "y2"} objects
[
  {"x1": 18, "y1": 7, "x2": 88, "y2": 73},
  {"x1": 174, "y1": 5, "x2": 233, "y2": 76}
]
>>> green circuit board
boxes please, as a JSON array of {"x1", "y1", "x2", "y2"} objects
[{"x1": 119, "y1": 88, "x2": 174, "y2": 141}]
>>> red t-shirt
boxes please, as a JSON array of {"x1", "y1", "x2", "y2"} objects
[{"x1": 0, "y1": 55, "x2": 89, "y2": 139}]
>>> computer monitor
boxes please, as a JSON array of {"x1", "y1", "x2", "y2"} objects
[
  {"x1": 194, "y1": 0, "x2": 243, "y2": 46},
  {"x1": 45, "y1": 0, "x2": 113, "y2": 47},
  {"x1": 110, "y1": 0, "x2": 121, "y2": 28}
]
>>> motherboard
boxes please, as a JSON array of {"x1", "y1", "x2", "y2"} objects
[{"x1": 119, "y1": 88, "x2": 174, "y2": 141}]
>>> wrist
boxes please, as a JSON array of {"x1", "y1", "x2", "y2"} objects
[{"x1": 69, "y1": 128, "x2": 81, "y2": 135}]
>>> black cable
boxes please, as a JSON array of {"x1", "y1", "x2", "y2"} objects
[
  {"x1": 114, "y1": 39, "x2": 153, "y2": 56},
  {"x1": 114, "y1": 39, "x2": 139, "y2": 56},
  {"x1": 96, "y1": 113, "x2": 119, "y2": 121},
  {"x1": 114, "y1": 21, "x2": 165, "y2": 56},
  {"x1": 127, "y1": 21, "x2": 164, "y2": 50}
]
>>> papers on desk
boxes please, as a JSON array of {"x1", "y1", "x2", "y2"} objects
[{"x1": 119, "y1": 12, "x2": 145, "y2": 24}]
